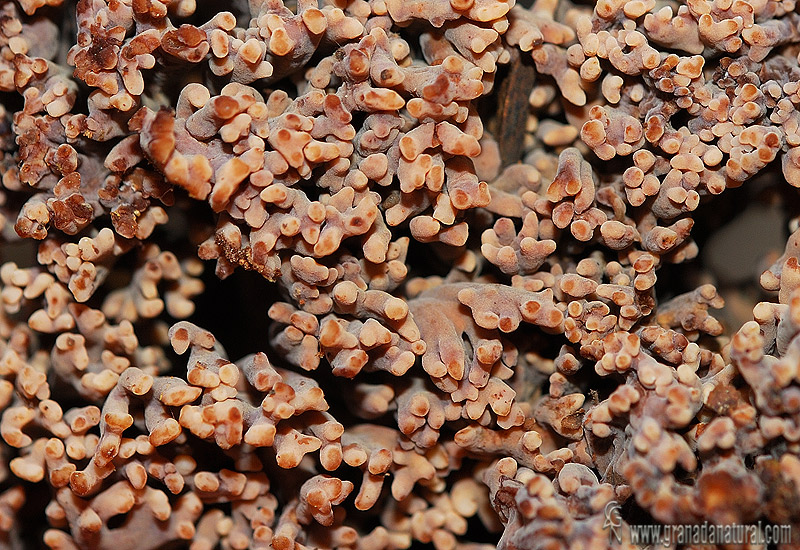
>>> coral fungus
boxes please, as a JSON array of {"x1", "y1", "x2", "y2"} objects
[{"x1": 0, "y1": 0, "x2": 799, "y2": 548}]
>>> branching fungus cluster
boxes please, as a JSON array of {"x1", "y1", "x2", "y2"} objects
[{"x1": 0, "y1": 0, "x2": 798, "y2": 548}]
